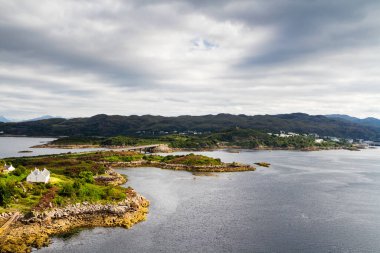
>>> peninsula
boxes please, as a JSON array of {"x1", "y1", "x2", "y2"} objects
[{"x1": 0, "y1": 151, "x2": 254, "y2": 252}]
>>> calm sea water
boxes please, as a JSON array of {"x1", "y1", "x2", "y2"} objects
[
  {"x1": 0, "y1": 137, "x2": 104, "y2": 158},
  {"x1": 2, "y1": 138, "x2": 380, "y2": 252}
]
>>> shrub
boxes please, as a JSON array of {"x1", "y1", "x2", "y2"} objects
[
  {"x1": 53, "y1": 195, "x2": 64, "y2": 206},
  {"x1": 77, "y1": 184, "x2": 104, "y2": 201},
  {"x1": 59, "y1": 183, "x2": 75, "y2": 197},
  {"x1": 104, "y1": 156, "x2": 122, "y2": 162},
  {"x1": 107, "y1": 187, "x2": 126, "y2": 200},
  {"x1": 12, "y1": 165, "x2": 26, "y2": 176},
  {"x1": 79, "y1": 171, "x2": 94, "y2": 183},
  {"x1": 0, "y1": 181, "x2": 13, "y2": 207}
]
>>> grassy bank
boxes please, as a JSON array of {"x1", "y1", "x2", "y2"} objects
[
  {"x1": 0, "y1": 156, "x2": 126, "y2": 213},
  {"x1": 0, "y1": 151, "x2": 253, "y2": 213}
]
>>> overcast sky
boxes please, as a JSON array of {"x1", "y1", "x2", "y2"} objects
[{"x1": 0, "y1": 0, "x2": 380, "y2": 120}]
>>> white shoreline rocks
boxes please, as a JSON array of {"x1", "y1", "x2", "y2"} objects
[{"x1": 21, "y1": 194, "x2": 146, "y2": 224}]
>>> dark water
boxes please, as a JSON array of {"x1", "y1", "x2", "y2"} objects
[
  {"x1": 0, "y1": 137, "x2": 104, "y2": 158},
  {"x1": 33, "y1": 149, "x2": 380, "y2": 253}
]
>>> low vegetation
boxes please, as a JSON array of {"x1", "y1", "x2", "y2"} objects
[
  {"x1": 0, "y1": 151, "x2": 242, "y2": 213},
  {"x1": 48, "y1": 128, "x2": 353, "y2": 150},
  {"x1": 0, "y1": 154, "x2": 130, "y2": 213}
]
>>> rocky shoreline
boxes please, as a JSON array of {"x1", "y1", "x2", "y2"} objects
[
  {"x1": 103, "y1": 160, "x2": 256, "y2": 172},
  {"x1": 0, "y1": 190, "x2": 149, "y2": 253}
]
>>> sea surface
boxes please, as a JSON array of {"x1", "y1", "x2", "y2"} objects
[
  {"x1": 0, "y1": 137, "x2": 104, "y2": 158},
  {"x1": 2, "y1": 137, "x2": 380, "y2": 252}
]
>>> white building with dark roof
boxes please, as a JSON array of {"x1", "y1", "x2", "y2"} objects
[
  {"x1": 3, "y1": 163, "x2": 15, "y2": 172},
  {"x1": 26, "y1": 168, "x2": 50, "y2": 183}
]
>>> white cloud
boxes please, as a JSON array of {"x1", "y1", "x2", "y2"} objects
[{"x1": 0, "y1": 0, "x2": 379, "y2": 120}]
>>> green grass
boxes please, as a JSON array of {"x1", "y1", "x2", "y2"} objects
[
  {"x1": 0, "y1": 150, "x2": 230, "y2": 213},
  {"x1": 0, "y1": 154, "x2": 127, "y2": 213}
]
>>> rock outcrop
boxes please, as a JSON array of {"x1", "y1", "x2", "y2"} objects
[
  {"x1": 94, "y1": 168, "x2": 127, "y2": 186},
  {"x1": 150, "y1": 144, "x2": 172, "y2": 153},
  {"x1": 0, "y1": 191, "x2": 149, "y2": 253}
]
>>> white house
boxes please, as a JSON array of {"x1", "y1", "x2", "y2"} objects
[
  {"x1": 3, "y1": 163, "x2": 15, "y2": 172},
  {"x1": 315, "y1": 139, "x2": 324, "y2": 144},
  {"x1": 26, "y1": 168, "x2": 50, "y2": 183}
]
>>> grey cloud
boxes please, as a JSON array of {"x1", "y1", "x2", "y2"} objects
[
  {"x1": 0, "y1": 23, "x2": 152, "y2": 89},
  {"x1": 0, "y1": 0, "x2": 379, "y2": 119},
  {"x1": 184, "y1": 0, "x2": 380, "y2": 66}
]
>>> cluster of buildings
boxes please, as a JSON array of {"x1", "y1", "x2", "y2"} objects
[
  {"x1": 2, "y1": 163, "x2": 50, "y2": 183},
  {"x1": 136, "y1": 130, "x2": 209, "y2": 136},
  {"x1": 267, "y1": 131, "x2": 369, "y2": 145},
  {"x1": 270, "y1": 131, "x2": 326, "y2": 144}
]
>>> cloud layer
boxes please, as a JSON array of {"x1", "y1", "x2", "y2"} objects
[{"x1": 1, "y1": 0, "x2": 380, "y2": 120}]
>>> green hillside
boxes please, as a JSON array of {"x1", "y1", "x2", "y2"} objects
[{"x1": 1, "y1": 113, "x2": 379, "y2": 140}]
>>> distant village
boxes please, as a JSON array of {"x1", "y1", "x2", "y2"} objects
[
  {"x1": 136, "y1": 130, "x2": 210, "y2": 135},
  {"x1": 136, "y1": 129, "x2": 380, "y2": 148},
  {"x1": 268, "y1": 131, "x2": 380, "y2": 148}
]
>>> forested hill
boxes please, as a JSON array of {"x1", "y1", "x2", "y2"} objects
[
  {"x1": 326, "y1": 114, "x2": 380, "y2": 128},
  {"x1": 1, "y1": 113, "x2": 379, "y2": 140}
]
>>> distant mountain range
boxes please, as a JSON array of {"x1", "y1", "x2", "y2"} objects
[
  {"x1": 0, "y1": 115, "x2": 56, "y2": 123},
  {"x1": 1, "y1": 113, "x2": 380, "y2": 140},
  {"x1": 326, "y1": 114, "x2": 380, "y2": 128},
  {"x1": 0, "y1": 116, "x2": 10, "y2": 123},
  {"x1": 25, "y1": 115, "x2": 56, "y2": 122}
]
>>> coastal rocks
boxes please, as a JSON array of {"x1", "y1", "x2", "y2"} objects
[
  {"x1": 0, "y1": 212, "x2": 13, "y2": 219},
  {"x1": 150, "y1": 144, "x2": 172, "y2": 153},
  {"x1": 0, "y1": 192, "x2": 149, "y2": 253},
  {"x1": 22, "y1": 198, "x2": 145, "y2": 223},
  {"x1": 94, "y1": 168, "x2": 127, "y2": 186}
]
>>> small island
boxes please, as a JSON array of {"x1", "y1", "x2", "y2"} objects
[
  {"x1": 0, "y1": 151, "x2": 255, "y2": 252},
  {"x1": 254, "y1": 162, "x2": 271, "y2": 168},
  {"x1": 18, "y1": 150, "x2": 33, "y2": 154}
]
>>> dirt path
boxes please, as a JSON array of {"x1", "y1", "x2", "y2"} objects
[{"x1": 0, "y1": 212, "x2": 20, "y2": 236}]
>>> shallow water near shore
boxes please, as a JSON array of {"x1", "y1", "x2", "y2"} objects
[{"x1": 31, "y1": 148, "x2": 380, "y2": 253}]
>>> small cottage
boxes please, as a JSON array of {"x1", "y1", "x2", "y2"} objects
[
  {"x1": 315, "y1": 139, "x2": 324, "y2": 144},
  {"x1": 26, "y1": 168, "x2": 50, "y2": 183},
  {"x1": 3, "y1": 163, "x2": 15, "y2": 172}
]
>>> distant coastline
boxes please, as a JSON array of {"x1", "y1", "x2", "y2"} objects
[{"x1": 30, "y1": 142, "x2": 363, "y2": 152}]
